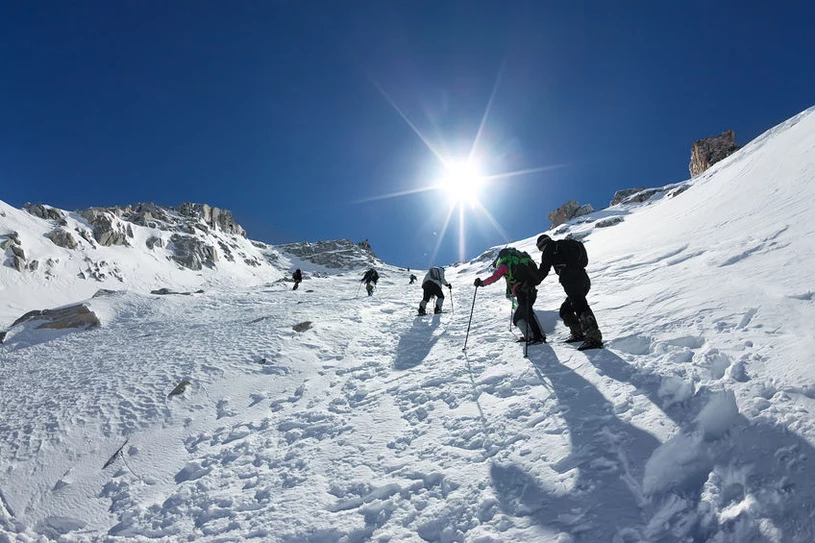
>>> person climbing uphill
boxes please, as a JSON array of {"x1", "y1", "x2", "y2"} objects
[
  {"x1": 409, "y1": 273, "x2": 417, "y2": 285},
  {"x1": 292, "y1": 268, "x2": 302, "y2": 291},
  {"x1": 536, "y1": 234, "x2": 603, "y2": 351},
  {"x1": 418, "y1": 266, "x2": 451, "y2": 315},
  {"x1": 361, "y1": 268, "x2": 379, "y2": 296},
  {"x1": 474, "y1": 247, "x2": 545, "y2": 344}
]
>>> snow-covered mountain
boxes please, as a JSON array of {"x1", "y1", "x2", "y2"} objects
[
  {"x1": 0, "y1": 201, "x2": 381, "y2": 325},
  {"x1": 1, "y1": 105, "x2": 814, "y2": 542}
]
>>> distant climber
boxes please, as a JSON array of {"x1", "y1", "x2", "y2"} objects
[
  {"x1": 418, "y1": 266, "x2": 452, "y2": 315},
  {"x1": 361, "y1": 268, "x2": 379, "y2": 296},
  {"x1": 409, "y1": 273, "x2": 417, "y2": 285},
  {"x1": 292, "y1": 269, "x2": 302, "y2": 291},
  {"x1": 536, "y1": 234, "x2": 603, "y2": 350},
  {"x1": 474, "y1": 247, "x2": 545, "y2": 344}
]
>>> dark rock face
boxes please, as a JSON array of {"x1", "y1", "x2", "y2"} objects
[
  {"x1": 12, "y1": 304, "x2": 100, "y2": 330},
  {"x1": 689, "y1": 130, "x2": 740, "y2": 177},
  {"x1": 546, "y1": 201, "x2": 594, "y2": 227},
  {"x1": 24, "y1": 203, "x2": 64, "y2": 221},
  {"x1": 169, "y1": 234, "x2": 217, "y2": 270}
]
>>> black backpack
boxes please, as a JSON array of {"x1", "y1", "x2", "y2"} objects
[
  {"x1": 559, "y1": 239, "x2": 589, "y2": 268},
  {"x1": 495, "y1": 248, "x2": 542, "y2": 286}
]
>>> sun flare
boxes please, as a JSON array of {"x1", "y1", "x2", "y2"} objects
[{"x1": 439, "y1": 161, "x2": 484, "y2": 205}]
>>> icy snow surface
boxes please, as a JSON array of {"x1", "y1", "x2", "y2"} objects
[{"x1": 2, "y1": 106, "x2": 815, "y2": 541}]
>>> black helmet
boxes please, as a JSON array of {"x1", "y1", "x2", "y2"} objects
[{"x1": 536, "y1": 235, "x2": 551, "y2": 250}]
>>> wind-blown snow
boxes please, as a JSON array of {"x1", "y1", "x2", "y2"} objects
[{"x1": 2, "y1": 106, "x2": 815, "y2": 542}]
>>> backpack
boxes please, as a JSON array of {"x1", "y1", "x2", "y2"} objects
[
  {"x1": 429, "y1": 267, "x2": 442, "y2": 282},
  {"x1": 559, "y1": 239, "x2": 589, "y2": 268},
  {"x1": 495, "y1": 248, "x2": 542, "y2": 286}
]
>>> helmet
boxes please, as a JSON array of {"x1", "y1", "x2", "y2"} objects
[{"x1": 536, "y1": 235, "x2": 551, "y2": 250}]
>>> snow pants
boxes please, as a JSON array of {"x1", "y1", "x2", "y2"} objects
[
  {"x1": 514, "y1": 285, "x2": 545, "y2": 341},
  {"x1": 419, "y1": 281, "x2": 445, "y2": 312},
  {"x1": 558, "y1": 268, "x2": 602, "y2": 342}
]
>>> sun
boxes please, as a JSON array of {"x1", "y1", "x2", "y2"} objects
[{"x1": 439, "y1": 161, "x2": 484, "y2": 205}]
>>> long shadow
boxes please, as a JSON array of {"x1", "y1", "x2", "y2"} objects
[
  {"x1": 491, "y1": 345, "x2": 661, "y2": 540},
  {"x1": 579, "y1": 348, "x2": 815, "y2": 540},
  {"x1": 392, "y1": 315, "x2": 443, "y2": 370}
]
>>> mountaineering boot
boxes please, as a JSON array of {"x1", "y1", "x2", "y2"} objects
[
  {"x1": 564, "y1": 321, "x2": 584, "y2": 342},
  {"x1": 434, "y1": 307, "x2": 442, "y2": 314},
  {"x1": 577, "y1": 339, "x2": 603, "y2": 351},
  {"x1": 579, "y1": 312, "x2": 603, "y2": 342},
  {"x1": 434, "y1": 299, "x2": 444, "y2": 314},
  {"x1": 527, "y1": 337, "x2": 546, "y2": 345},
  {"x1": 418, "y1": 307, "x2": 426, "y2": 316}
]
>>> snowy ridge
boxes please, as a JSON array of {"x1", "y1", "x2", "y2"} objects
[{"x1": 1, "y1": 105, "x2": 815, "y2": 541}]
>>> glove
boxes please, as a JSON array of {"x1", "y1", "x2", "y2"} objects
[
  {"x1": 474, "y1": 278, "x2": 483, "y2": 287},
  {"x1": 448, "y1": 284, "x2": 452, "y2": 290}
]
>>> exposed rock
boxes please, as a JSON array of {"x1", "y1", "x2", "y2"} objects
[
  {"x1": 0, "y1": 239, "x2": 11, "y2": 251},
  {"x1": 168, "y1": 379, "x2": 192, "y2": 398},
  {"x1": 176, "y1": 203, "x2": 246, "y2": 237},
  {"x1": 546, "y1": 201, "x2": 594, "y2": 227},
  {"x1": 169, "y1": 234, "x2": 217, "y2": 271},
  {"x1": 12, "y1": 304, "x2": 100, "y2": 330},
  {"x1": 47, "y1": 229, "x2": 78, "y2": 249},
  {"x1": 8, "y1": 232, "x2": 20, "y2": 244},
  {"x1": 11, "y1": 255, "x2": 25, "y2": 272},
  {"x1": 151, "y1": 288, "x2": 203, "y2": 295},
  {"x1": 27, "y1": 260, "x2": 39, "y2": 271},
  {"x1": 689, "y1": 130, "x2": 740, "y2": 177},
  {"x1": 146, "y1": 236, "x2": 164, "y2": 250},
  {"x1": 669, "y1": 185, "x2": 690, "y2": 198},
  {"x1": 278, "y1": 239, "x2": 378, "y2": 269},
  {"x1": 625, "y1": 189, "x2": 661, "y2": 204},
  {"x1": 0, "y1": 331, "x2": 6, "y2": 343},
  {"x1": 293, "y1": 321, "x2": 313, "y2": 332},
  {"x1": 24, "y1": 203, "x2": 64, "y2": 221},
  {"x1": 596, "y1": 217, "x2": 624, "y2": 228},
  {"x1": 610, "y1": 188, "x2": 646, "y2": 206},
  {"x1": 93, "y1": 289, "x2": 120, "y2": 298},
  {"x1": 79, "y1": 209, "x2": 129, "y2": 246},
  {"x1": 10, "y1": 245, "x2": 25, "y2": 259}
]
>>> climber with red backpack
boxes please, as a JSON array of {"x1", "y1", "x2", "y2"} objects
[
  {"x1": 474, "y1": 247, "x2": 546, "y2": 345},
  {"x1": 536, "y1": 234, "x2": 603, "y2": 350}
]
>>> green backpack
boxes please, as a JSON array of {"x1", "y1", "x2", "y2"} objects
[{"x1": 494, "y1": 248, "x2": 542, "y2": 286}]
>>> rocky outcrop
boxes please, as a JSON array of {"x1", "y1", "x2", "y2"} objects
[
  {"x1": 79, "y1": 209, "x2": 132, "y2": 246},
  {"x1": 11, "y1": 304, "x2": 100, "y2": 330},
  {"x1": 24, "y1": 203, "x2": 64, "y2": 221},
  {"x1": 546, "y1": 201, "x2": 594, "y2": 228},
  {"x1": 169, "y1": 234, "x2": 217, "y2": 270},
  {"x1": 47, "y1": 229, "x2": 78, "y2": 249},
  {"x1": 176, "y1": 203, "x2": 246, "y2": 237},
  {"x1": 610, "y1": 188, "x2": 646, "y2": 206},
  {"x1": 146, "y1": 236, "x2": 164, "y2": 250},
  {"x1": 277, "y1": 239, "x2": 378, "y2": 269},
  {"x1": 689, "y1": 130, "x2": 740, "y2": 177}
]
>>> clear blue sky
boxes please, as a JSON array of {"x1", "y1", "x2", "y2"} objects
[{"x1": 2, "y1": 2, "x2": 813, "y2": 269}]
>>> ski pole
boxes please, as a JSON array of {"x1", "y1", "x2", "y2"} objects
[
  {"x1": 448, "y1": 285, "x2": 454, "y2": 314},
  {"x1": 510, "y1": 298, "x2": 515, "y2": 331},
  {"x1": 524, "y1": 291, "x2": 531, "y2": 359},
  {"x1": 463, "y1": 286, "x2": 478, "y2": 351}
]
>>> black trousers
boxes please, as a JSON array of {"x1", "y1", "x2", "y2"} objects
[
  {"x1": 421, "y1": 281, "x2": 444, "y2": 304},
  {"x1": 558, "y1": 267, "x2": 592, "y2": 328},
  {"x1": 514, "y1": 285, "x2": 544, "y2": 340}
]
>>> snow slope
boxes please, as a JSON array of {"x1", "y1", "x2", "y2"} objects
[{"x1": 1, "y1": 105, "x2": 815, "y2": 542}]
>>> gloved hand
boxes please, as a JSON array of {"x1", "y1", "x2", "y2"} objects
[
  {"x1": 474, "y1": 278, "x2": 483, "y2": 287},
  {"x1": 448, "y1": 284, "x2": 453, "y2": 290}
]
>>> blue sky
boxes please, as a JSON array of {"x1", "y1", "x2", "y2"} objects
[{"x1": 2, "y1": 2, "x2": 813, "y2": 269}]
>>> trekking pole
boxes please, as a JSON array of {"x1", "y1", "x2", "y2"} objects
[
  {"x1": 463, "y1": 286, "x2": 478, "y2": 351},
  {"x1": 509, "y1": 298, "x2": 515, "y2": 331},
  {"x1": 524, "y1": 292, "x2": 531, "y2": 359},
  {"x1": 448, "y1": 286, "x2": 454, "y2": 314}
]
